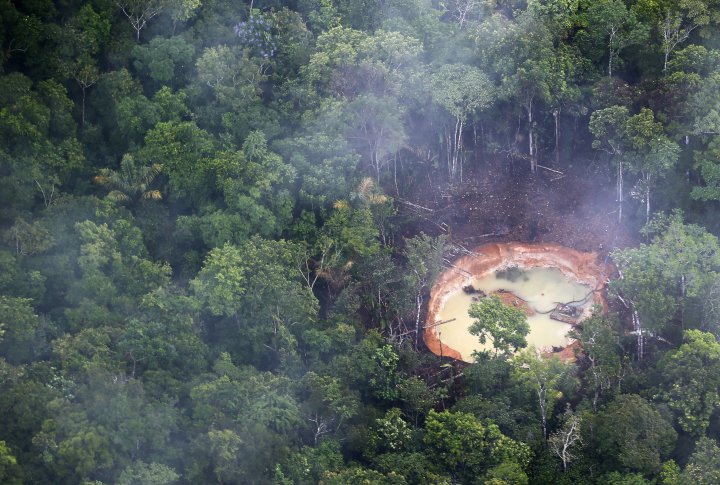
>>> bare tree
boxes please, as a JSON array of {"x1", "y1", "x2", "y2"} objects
[
  {"x1": 116, "y1": 0, "x2": 168, "y2": 41},
  {"x1": 450, "y1": 0, "x2": 482, "y2": 30},
  {"x1": 548, "y1": 406, "x2": 583, "y2": 471},
  {"x1": 71, "y1": 62, "x2": 100, "y2": 125},
  {"x1": 660, "y1": 14, "x2": 697, "y2": 73}
]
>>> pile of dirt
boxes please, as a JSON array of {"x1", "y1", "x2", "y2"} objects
[{"x1": 490, "y1": 290, "x2": 536, "y2": 316}]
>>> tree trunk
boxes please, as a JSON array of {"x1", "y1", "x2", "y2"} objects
[
  {"x1": 414, "y1": 291, "x2": 423, "y2": 350},
  {"x1": 527, "y1": 100, "x2": 536, "y2": 174},
  {"x1": 632, "y1": 308, "x2": 643, "y2": 361},
  {"x1": 81, "y1": 86, "x2": 86, "y2": 126},
  {"x1": 608, "y1": 29, "x2": 616, "y2": 77},
  {"x1": 450, "y1": 116, "x2": 463, "y2": 183},
  {"x1": 446, "y1": 129, "x2": 452, "y2": 181},
  {"x1": 538, "y1": 385, "x2": 547, "y2": 438},
  {"x1": 645, "y1": 175, "x2": 651, "y2": 225},
  {"x1": 617, "y1": 159, "x2": 623, "y2": 223},
  {"x1": 457, "y1": 118, "x2": 464, "y2": 183},
  {"x1": 553, "y1": 109, "x2": 560, "y2": 166},
  {"x1": 681, "y1": 274, "x2": 686, "y2": 329}
]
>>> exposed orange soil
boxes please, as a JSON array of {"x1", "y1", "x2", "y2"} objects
[
  {"x1": 425, "y1": 242, "x2": 609, "y2": 362},
  {"x1": 491, "y1": 290, "x2": 536, "y2": 316}
]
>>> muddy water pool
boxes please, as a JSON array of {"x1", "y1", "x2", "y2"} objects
[{"x1": 435, "y1": 267, "x2": 592, "y2": 361}]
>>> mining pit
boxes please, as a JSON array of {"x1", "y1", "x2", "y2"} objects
[{"x1": 425, "y1": 242, "x2": 608, "y2": 362}]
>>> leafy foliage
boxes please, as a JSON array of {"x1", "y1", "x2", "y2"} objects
[{"x1": 2, "y1": 0, "x2": 720, "y2": 483}]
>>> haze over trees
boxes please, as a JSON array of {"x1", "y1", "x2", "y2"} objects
[{"x1": 1, "y1": 0, "x2": 720, "y2": 483}]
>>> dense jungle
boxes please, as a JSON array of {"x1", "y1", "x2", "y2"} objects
[{"x1": 2, "y1": 0, "x2": 720, "y2": 483}]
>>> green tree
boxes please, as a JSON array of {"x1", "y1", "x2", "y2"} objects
[
  {"x1": 0, "y1": 74, "x2": 83, "y2": 214},
  {"x1": 611, "y1": 212, "x2": 720, "y2": 355},
  {"x1": 299, "y1": 372, "x2": 359, "y2": 444},
  {"x1": 191, "y1": 238, "x2": 318, "y2": 367},
  {"x1": 195, "y1": 44, "x2": 267, "y2": 109},
  {"x1": 404, "y1": 233, "x2": 448, "y2": 349},
  {"x1": 623, "y1": 108, "x2": 680, "y2": 223},
  {"x1": 577, "y1": 0, "x2": 650, "y2": 77},
  {"x1": 681, "y1": 437, "x2": 720, "y2": 484},
  {"x1": 116, "y1": 461, "x2": 179, "y2": 485},
  {"x1": 131, "y1": 35, "x2": 195, "y2": 87},
  {"x1": 63, "y1": 219, "x2": 171, "y2": 331},
  {"x1": 594, "y1": 394, "x2": 676, "y2": 475},
  {"x1": 0, "y1": 296, "x2": 47, "y2": 364},
  {"x1": 166, "y1": 0, "x2": 201, "y2": 33},
  {"x1": 601, "y1": 471, "x2": 652, "y2": 485},
  {"x1": 276, "y1": 132, "x2": 360, "y2": 208},
  {"x1": 117, "y1": 292, "x2": 208, "y2": 379},
  {"x1": 469, "y1": 296, "x2": 530, "y2": 357},
  {"x1": 591, "y1": 107, "x2": 680, "y2": 224},
  {"x1": 423, "y1": 410, "x2": 531, "y2": 483},
  {"x1": 35, "y1": 371, "x2": 179, "y2": 483},
  {"x1": 188, "y1": 353, "x2": 299, "y2": 483},
  {"x1": 692, "y1": 135, "x2": 720, "y2": 201},
  {"x1": 94, "y1": 154, "x2": 162, "y2": 206},
  {"x1": 589, "y1": 105, "x2": 632, "y2": 222},
  {"x1": 0, "y1": 440, "x2": 19, "y2": 485},
  {"x1": 512, "y1": 348, "x2": 576, "y2": 439},
  {"x1": 3, "y1": 218, "x2": 53, "y2": 256},
  {"x1": 329, "y1": 332, "x2": 400, "y2": 401},
  {"x1": 570, "y1": 311, "x2": 624, "y2": 411},
  {"x1": 366, "y1": 408, "x2": 412, "y2": 457},
  {"x1": 321, "y1": 466, "x2": 406, "y2": 485},
  {"x1": 659, "y1": 460, "x2": 681, "y2": 485},
  {"x1": 345, "y1": 94, "x2": 407, "y2": 182},
  {"x1": 52, "y1": 5, "x2": 109, "y2": 125},
  {"x1": 430, "y1": 64, "x2": 495, "y2": 181},
  {"x1": 274, "y1": 440, "x2": 343, "y2": 485},
  {"x1": 507, "y1": 11, "x2": 560, "y2": 175},
  {"x1": 657, "y1": 330, "x2": 720, "y2": 437},
  {"x1": 140, "y1": 121, "x2": 216, "y2": 205}
]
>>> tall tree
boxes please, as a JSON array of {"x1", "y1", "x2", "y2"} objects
[
  {"x1": 116, "y1": 0, "x2": 169, "y2": 41},
  {"x1": 512, "y1": 348, "x2": 576, "y2": 439},
  {"x1": 548, "y1": 405, "x2": 583, "y2": 472},
  {"x1": 623, "y1": 108, "x2": 680, "y2": 224},
  {"x1": 657, "y1": 330, "x2": 720, "y2": 437},
  {"x1": 594, "y1": 394, "x2": 676, "y2": 475},
  {"x1": 430, "y1": 64, "x2": 495, "y2": 181},
  {"x1": 577, "y1": 0, "x2": 649, "y2": 77},
  {"x1": 612, "y1": 212, "x2": 720, "y2": 356},
  {"x1": 570, "y1": 311, "x2": 624, "y2": 412},
  {"x1": 403, "y1": 233, "x2": 448, "y2": 350}
]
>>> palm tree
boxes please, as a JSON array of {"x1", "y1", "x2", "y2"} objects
[{"x1": 94, "y1": 154, "x2": 162, "y2": 205}]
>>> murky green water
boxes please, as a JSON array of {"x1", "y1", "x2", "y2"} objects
[{"x1": 435, "y1": 267, "x2": 592, "y2": 361}]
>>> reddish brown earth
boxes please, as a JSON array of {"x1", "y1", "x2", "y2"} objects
[
  {"x1": 491, "y1": 290, "x2": 536, "y2": 316},
  {"x1": 424, "y1": 242, "x2": 610, "y2": 362}
]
